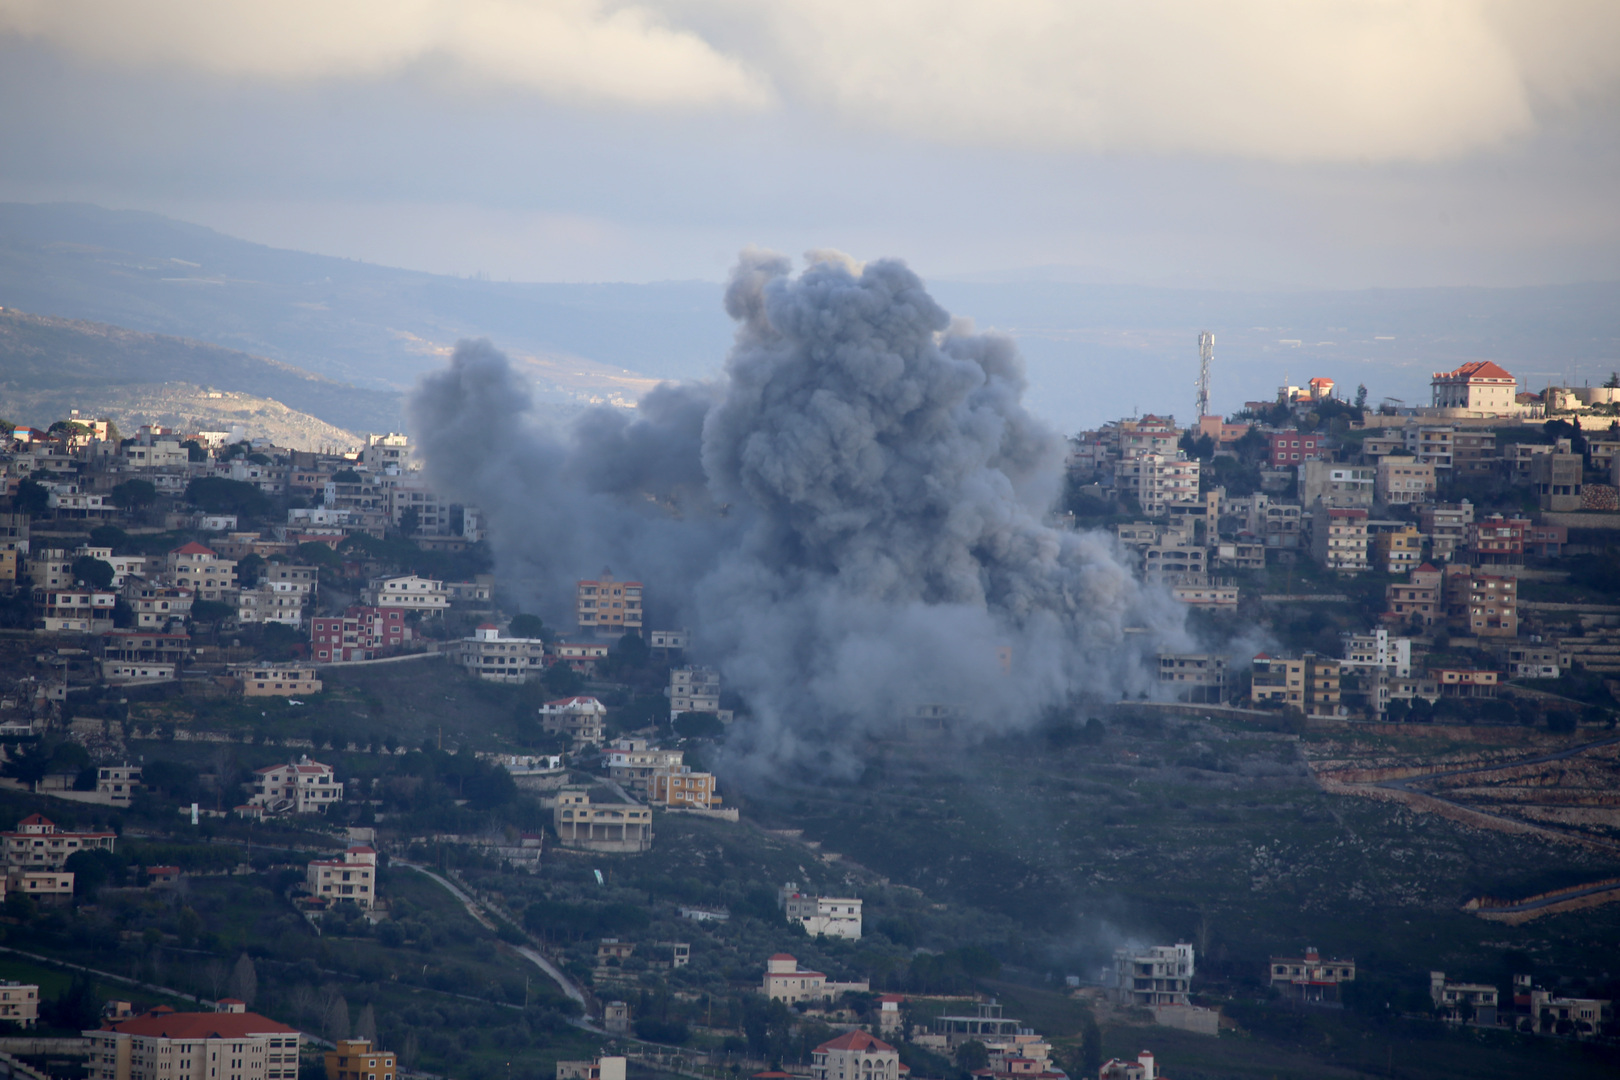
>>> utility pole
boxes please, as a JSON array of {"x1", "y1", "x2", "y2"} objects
[{"x1": 1195, "y1": 331, "x2": 1214, "y2": 419}]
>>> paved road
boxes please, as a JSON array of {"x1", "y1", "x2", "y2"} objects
[
  {"x1": 394, "y1": 863, "x2": 588, "y2": 1009},
  {"x1": 1475, "y1": 877, "x2": 1620, "y2": 914}
]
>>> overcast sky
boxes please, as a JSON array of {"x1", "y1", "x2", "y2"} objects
[{"x1": 1, "y1": 0, "x2": 1617, "y2": 288}]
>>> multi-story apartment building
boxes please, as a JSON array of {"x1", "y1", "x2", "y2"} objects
[
  {"x1": 1300, "y1": 462, "x2": 1374, "y2": 508},
  {"x1": 1311, "y1": 507, "x2": 1368, "y2": 572},
  {"x1": 102, "y1": 630, "x2": 190, "y2": 666},
  {"x1": 1114, "y1": 943, "x2": 1195, "y2": 1008},
  {"x1": 649, "y1": 766, "x2": 723, "y2": 811},
  {"x1": 1430, "y1": 361, "x2": 1517, "y2": 415},
  {"x1": 1156, "y1": 653, "x2": 1227, "y2": 702},
  {"x1": 1444, "y1": 567, "x2": 1518, "y2": 637},
  {"x1": 1121, "y1": 454, "x2": 1199, "y2": 516},
  {"x1": 1372, "y1": 524, "x2": 1424, "y2": 575},
  {"x1": 0, "y1": 981, "x2": 38, "y2": 1027},
  {"x1": 1403, "y1": 426, "x2": 1455, "y2": 471},
  {"x1": 1530, "y1": 452, "x2": 1584, "y2": 511},
  {"x1": 364, "y1": 575, "x2": 447, "y2": 611},
  {"x1": 1419, "y1": 501, "x2": 1474, "y2": 562},
  {"x1": 551, "y1": 641, "x2": 610, "y2": 673},
  {"x1": 576, "y1": 571, "x2": 643, "y2": 638},
  {"x1": 236, "y1": 585, "x2": 307, "y2": 627},
  {"x1": 669, "y1": 666, "x2": 721, "y2": 716},
  {"x1": 324, "y1": 1040, "x2": 395, "y2": 1080},
  {"x1": 1251, "y1": 653, "x2": 1340, "y2": 716},
  {"x1": 39, "y1": 588, "x2": 117, "y2": 632},
  {"x1": 96, "y1": 765, "x2": 142, "y2": 808},
  {"x1": 764, "y1": 955, "x2": 870, "y2": 1005},
  {"x1": 779, "y1": 885, "x2": 863, "y2": 938},
  {"x1": 539, "y1": 696, "x2": 608, "y2": 745},
  {"x1": 306, "y1": 846, "x2": 377, "y2": 910},
  {"x1": 606, "y1": 739, "x2": 683, "y2": 794},
  {"x1": 1467, "y1": 514, "x2": 1527, "y2": 567},
  {"x1": 1385, "y1": 564, "x2": 1442, "y2": 626},
  {"x1": 1139, "y1": 539, "x2": 1207, "y2": 584},
  {"x1": 1451, "y1": 429, "x2": 1498, "y2": 475},
  {"x1": 249, "y1": 757, "x2": 343, "y2": 815},
  {"x1": 85, "y1": 1007, "x2": 301, "y2": 1080},
  {"x1": 2, "y1": 814, "x2": 116, "y2": 870},
  {"x1": 166, "y1": 542, "x2": 237, "y2": 602},
  {"x1": 454, "y1": 623, "x2": 547, "y2": 683},
  {"x1": 1429, "y1": 972, "x2": 1500, "y2": 1022},
  {"x1": 1269, "y1": 949, "x2": 1356, "y2": 1003},
  {"x1": 1116, "y1": 415, "x2": 1181, "y2": 460},
  {"x1": 1267, "y1": 430, "x2": 1325, "y2": 468},
  {"x1": 1375, "y1": 455, "x2": 1436, "y2": 505},
  {"x1": 1227, "y1": 494, "x2": 1303, "y2": 550},
  {"x1": 1340, "y1": 628, "x2": 1412, "y2": 678},
  {"x1": 309, "y1": 606, "x2": 410, "y2": 662},
  {"x1": 124, "y1": 582, "x2": 193, "y2": 628}
]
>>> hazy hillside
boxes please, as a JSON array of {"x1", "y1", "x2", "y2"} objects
[
  {"x1": 2, "y1": 202, "x2": 1617, "y2": 430},
  {"x1": 0, "y1": 306, "x2": 403, "y2": 434}
]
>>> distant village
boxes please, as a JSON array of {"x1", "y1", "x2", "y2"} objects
[{"x1": 0, "y1": 354, "x2": 1618, "y2": 1080}]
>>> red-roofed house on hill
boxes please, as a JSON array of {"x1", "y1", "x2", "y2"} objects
[
  {"x1": 811, "y1": 1031, "x2": 905, "y2": 1080},
  {"x1": 1431, "y1": 361, "x2": 1517, "y2": 416},
  {"x1": 249, "y1": 757, "x2": 343, "y2": 815},
  {"x1": 85, "y1": 1008, "x2": 301, "y2": 1080},
  {"x1": 2, "y1": 813, "x2": 116, "y2": 870},
  {"x1": 305, "y1": 846, "x2": 378, "y2": 910}
]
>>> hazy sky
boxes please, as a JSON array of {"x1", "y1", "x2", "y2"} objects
[{"x1": 1, "y1": 1, "x2": 1617, "y2": 287}]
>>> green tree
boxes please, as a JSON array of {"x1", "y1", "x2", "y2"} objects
[
  {"x1": 182, "y1": 439, "x2": 208, "y2": 462},
  {"x1": 398, "y1": 506, "x2": 421, "y2": 537},
  {"x1": 508, "y1": 613, "x2": 547, "y2": 639},
  {"x1": 13, "y1": 479, "x2": 49, "y2": 515},
  {"x1": 543, "y1": 662, "x2": 584, "y2": 697},
  {"x1": 71, "y1": 555, "x2": 115, "y2": 590},
  {"x1": 186, "y1": 477, "x2": 271, "y2": 518},
  {"x1": 238, "y1": 553, "x2": 266, "y2": 588},
  {"x1": 110, "y1": 479, "x2": 158, "y2": 513},
  {"x1": 89, "y1": 524, "x2": 130, "y2": 550},
  {"x1": 955, "y1": 1041, "x2": 989, "y2": 1072}
]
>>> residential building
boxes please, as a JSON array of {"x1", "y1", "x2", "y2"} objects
[
  {"x1": 553, "y1": 788, "x2": 653, "y2": 853},
  {"x1": 1227, "y1": 493, "x2": 1304, "y2": 551},
  {"x1": 444, "y1": 577, "x2": 494, "y2": 604},
  {"x1": 0, "y1": 981, "x2": 38, "y2": 1027},
  {"x1": 166, "y1": 542, "x2": 237, "y2": 602},
  {"x1": 1169, "y1": 580, "x2": 1238, "y2": 608},
  {"x1": 1098, "y1": 1053, "x2": 1159, "y2": 1080},
  {"x1": 1515, "y1": 976, "x2": 1613, "y2": 1037},
  {"x1": 233, "y1": 664, "x2": 323, "y2": 697},
  {"x1": 810, "y1": 1032, "x2": 901, "y2": 1080},
  {"x1": 930, "y1": 1002, "x2": 1026, "y2": 1047},
  {"x1": 556, "y1": 1058, "x2": 626, "y2": 1080},
  {"x1": 324, "y1": 1039, "x2": 395, "y2": 1080},
  {"x1": 310, "y1": 606, "x2": 410, "y2": 662},
  {"x1": 1116, "y1": 415, "x2": 1180, "y2": 460},
  {"x1": 1431, "y1": 668, "x2": 1500, "y2": 698},
  {"x1": 1155, "y1": 653, "x2": 1226, "y2": 702},
  {"x1": 1451, "y1": 429, "x2": 1498, "y2": 475},
  {"x1": 84, "y1": 1008, "x2": 302, "y2": 1080},
  {"x1": 1523, "y1": 521, "x2": 1568, "y2": 558},
  {"x1": 1251, "y1": 654, "x2": 1340, "y2": 716},
  {"x1": 779, "y1": 884, "x2": 863, "y2": 939},
  {"x1": 648, "y1": 629, "x2": 689, "y2": 652},
  {"x1": 7, "y1": 869, "x2": 73, "y2": 900},
  {"x1": 305, "y1": 846, "x2": 377, "y2": 910},
  {"x1": 1372, "y1": 524, "x2": 1424, "y2": 575},
  {"x1": 454, "y1": 623, "x2": 547, "y2": 683},
  {"x1": 539, "y1": 696, "x2": 607, "y2": 746},
  {"x1": 2, "y1": 814, "x2": 116, "y2": 870},
  {"x1": 1340, "y1": 629, "x2": 1412, "y2": 677},
  {"x1": 360, "y1": 432, "x2": 413, "y2": 472},
  {"x1": 102, "y1": 630, "x2": 190, "y2": 666},
  {"x1": 1375, "y1": 455, "x2": 1436, "y2": 505},
  {"x1": 606, "y1": 739, "x2": 684, "y2": 794},
  {"x1": 1385, "y1": 564, "x2": 1443, "y2": 627},
  {"x1": 1214, "y1": 537, "x2": 1267, "y2": 569},
  {"x1": 1121, "y1": 454, "x2": 1200, "y2": 516},
  {"x1": 649, "y1": 766, "x2": 723, "y2": 811},
  {"x1": 364, "y1": 575, "x2": 447, "y2": 612},
  {"x1": 1269, "y1": 949, "x2": 1356, "y2": 1003},
  {"x1": 576, "y1": 571, "x2": 643, "y2": 637},
  {"x1": 96, "y1": 765, "x2": 142, "y2": 808},
  {"x1": 1310, "y1": 507, "x2": 1368, "y2": 572},
  {"x1": 1443, "y1": 566, "x2": 1518, "y2": 637},
  {"x1": 1530, "y1": 452, "x2": 1584, "y2": 511},
  {"x1": 1300, "y1": 461, "x2": 1374, "y2": 508},
  {"x1": 1114, "y1": 943, "x2": 1195, "y2": 1008},
  {"x1": 1430, "y1": 972, "x2": 1499, "y2": 1024},
  {"x1": 1403, "y1": 426, "x2": 1455, "y2": 471},
  {"x1": 670, "y1": 666, "x2": 721, "y2": 716},
  {"x1": 40, "y1": 588, "x2": 117, "y2": 632},
  {"x1": 1419, "y1": 502, "x2": 1473, "y2": 563},
  {"x1": 1267, "y1": 430, "x2": 1325, "y2": 468},
  {"x1": 236, "y1": 585, "x2": 307, "y2": 627},
  {"x1": 1430, "y1": 361, "x2": 1517, "y2": 415},
  {"x1": 764, "y1": 954, "x2": 870, "y2": 1005},
  {"x1": 125, "y1": 582, "x2": 194, "y2": 628},
  {"x1": 551, "y1": 641, "x2": 610, "y2": 673},
  {"x1": 249, "y1": 757, "x2": 343, "y2": 815},
  {"x1": 1467, "y1": 514, "x2": 1527, "y2": 567},
  {"x1": 1139, "y1": 539, "x2": 1208, "y2": 584},
  {"x1": 1498, "y1": 641, "x2": 1570, "y2": 680}
]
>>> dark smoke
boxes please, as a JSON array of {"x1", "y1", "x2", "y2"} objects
[{"x1": 410, "y1": 251, "x2": 1190, "y2": 773}]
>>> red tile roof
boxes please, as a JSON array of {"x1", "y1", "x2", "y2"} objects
[
  {"x1": 1439, "y1": 361, "x2": 1515, "y2": 381},
  {"x1": 171, "y1": 542, "x2": 218, "y2": 556},
  {"x1": 104, "y1": 1011, "x2": 297, "y2": 1039},
  {"x1": 816, "y1": 1031, "x2": 896, "y2": 1054},
  {"x1": 18, "y1": 813, "x2": 53, "y2": 827},
  {"x1": 769, "y1": 953, "x2": 796, "y2": 962},
  {"x1": 545, "y1": 696, "x2": 601, "y2": 707}
]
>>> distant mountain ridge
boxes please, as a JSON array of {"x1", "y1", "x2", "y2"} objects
[{"x1": 0, "y1": 306, "x2": 403, "y2": 435}]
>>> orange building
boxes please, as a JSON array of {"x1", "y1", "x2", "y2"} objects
[
  {"x1": 576, "y1": 570, "x2": 643, "y2": 638},
  {"x1": 325, "y1": 1039, "x2": 395, "y2": 1080}
]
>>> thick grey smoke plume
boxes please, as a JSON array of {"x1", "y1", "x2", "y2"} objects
[{"x1": 411, "y1": 251, "x2": 1190, "y2": 772}]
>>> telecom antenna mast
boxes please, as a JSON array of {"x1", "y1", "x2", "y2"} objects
[{"x1": 1195, "y1": 331, "x2": 1214, "y2": 418}]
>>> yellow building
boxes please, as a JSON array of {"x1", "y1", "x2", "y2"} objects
[
  {"x1": 1251, "y1": 653, "x2": 1340, "y2": 717},
  {"x1": 325, "y1": 1039, "x2": 395, "y2": 1080},
  {"x1": 234, "y1": 664, "x2": 323, "y2": 697},
  {"x1": 1373, "y1": 525, "x2": 1424, "y2": 575},
  {"x1": 650, "y1": 767, "x2": 722, "y2": 810}
]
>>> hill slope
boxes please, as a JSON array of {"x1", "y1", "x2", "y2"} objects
[{"x1": 0, "y1": 306, "x2": 403, "y2": 435}]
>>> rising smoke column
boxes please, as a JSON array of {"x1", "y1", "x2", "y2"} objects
[{"x1": 410, "y1": 251, "x2": 1190, "y2": 773}]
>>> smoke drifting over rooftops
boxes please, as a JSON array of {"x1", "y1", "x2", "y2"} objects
[{"x1": 410, "y1": 250, "x2": 1191, "y2": 772}]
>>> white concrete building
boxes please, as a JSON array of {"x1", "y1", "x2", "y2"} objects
[
  {"x1": 1114, "y1": 943, "x2": 1195, "y2": 1008},
  {"x1": 779, "y1": 883, "x2": 863, "y2": 939},
  {"x1": 810, "y1": 1031, "x2": 901, "y2": 1080},
  {"x1": 763, "y1": 954, "x2": 870, "y2": 1004},
  {"x1": 364, "y1": 574, "x2": 448, "y2": 611},
  {"x1": 249, "y1": 757, "x2": 343, "y2": 815}
]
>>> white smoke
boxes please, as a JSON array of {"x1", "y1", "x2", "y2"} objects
[{"x1": 410, "y1": 251, "x2": 1191, "y2": 773}]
